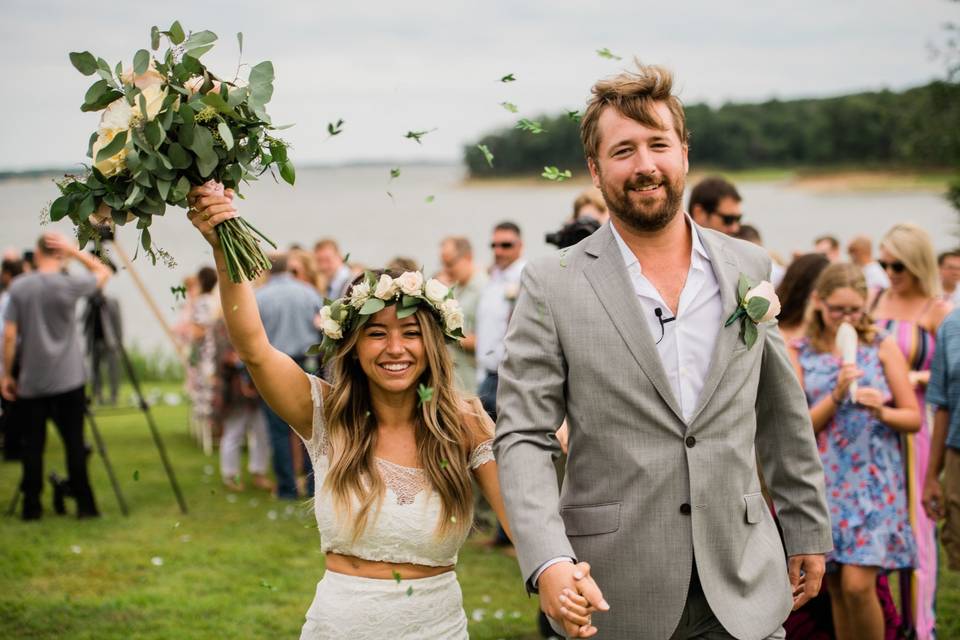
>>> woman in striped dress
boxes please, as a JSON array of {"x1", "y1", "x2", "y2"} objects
[{"x1": 872, "y1": 224, "x2": 952, "y2": 640}]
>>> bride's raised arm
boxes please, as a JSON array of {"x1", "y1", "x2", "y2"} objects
[{"x1": 187, "y1": 184, "x2": 313, "y2": 437}]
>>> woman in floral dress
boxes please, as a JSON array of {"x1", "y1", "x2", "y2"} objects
[{"x1": 789, "y1": 263, "x2": 920, "y2": 640}]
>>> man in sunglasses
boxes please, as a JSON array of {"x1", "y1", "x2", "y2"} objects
[{"x1": 688, "y1": 176, "x2": 743, "y2": 236}]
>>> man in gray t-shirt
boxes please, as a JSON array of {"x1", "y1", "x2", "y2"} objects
[{"x1": 2, "y1": 232, "x2": 111, "y2": 520}]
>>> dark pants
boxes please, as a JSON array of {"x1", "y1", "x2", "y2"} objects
[
  {"x1": 19, "y1": 386, "x2": 98, "y2": 516},
  {"x1": 261, "y1": 356, "x2": 313, "y2": 500},
  {"x1": 1, "y1": 395, "x2": 21, "y2": 460}
]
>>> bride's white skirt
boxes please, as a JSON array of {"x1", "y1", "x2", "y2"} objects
[{"x1": 300, "y1": 569, "x2": 468, "y2": 639}]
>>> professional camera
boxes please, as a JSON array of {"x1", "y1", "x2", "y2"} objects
[{"x1": 544, "y1": 216, "x2": 601, "y2": 249}]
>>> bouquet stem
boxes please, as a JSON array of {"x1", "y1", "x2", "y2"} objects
[{"x1": 215, "y1": 216, "x2": 277, "y2": 283}]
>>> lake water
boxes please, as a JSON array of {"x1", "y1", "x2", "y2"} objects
[{"x1": 1, "y1": 164, "x2": 956, "y2": 352}]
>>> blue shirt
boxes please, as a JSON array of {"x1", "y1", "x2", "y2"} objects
[
  {"x1": 255, "y1": 274, "x2": 323, "y2": 358},
  {"x1": 927, "y1": 307, "x2": 960, "y2": 450}
]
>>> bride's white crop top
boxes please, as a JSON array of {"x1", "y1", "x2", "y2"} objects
[{"x1": 299, "y1": 374, "x2": 495, "y2": 567}]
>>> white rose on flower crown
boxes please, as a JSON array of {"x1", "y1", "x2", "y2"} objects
[
  {"x1": 374, "y1": 274, "x2": 398, "y2": 300},
  {"x1": 318, "y1": 306, "x2": 342, "y2": 339},
  {"x1": 349, "y1": 281, "x2": 371, "y2": 309},
  {"x1": 424, "y1": 278, "x2": 449, "y2": 305},
  {"x1": 397, "y1": 271, "x2": 424, "y2": 296},
  {"x1": 744, "y1": 281, "x2": 781, "y2": 323},
  {"x1": 440, "y1": 299, "x2": 465, "y2": 332}
]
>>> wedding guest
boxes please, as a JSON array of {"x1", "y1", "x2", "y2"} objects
[
  {"x1": 255, "y1": 252, "x2": 323, "y2": 500},
  {"x1": 848, "y1": 236, "x2": 890, "y2": 294},
  {"x1": 871, "y1": 223, "x2": 951, "y2": 640},
  {"x1": 190, "y1": 265, "x2": 221, "y2": 455},
  {"x1": 186, "y1": 188, "x2": 593, "y2": 638},
  {"x1": 815, "y1": 235, "x2": 842, "y2": 263},
  {"x1": 475, "y1": 221, "x2": 525, "y2": 420},
  {"x1": 83, "y1": 261, "x2": 122, "y2": 406},
  {"x1": 0, "y1": 257, "x2": 24, "y2": 461},
  {"x1": 688, "y1": 175, "x2": 742, "y2": 236},
  {"x1": 439, "y1": 237, "x2": 485, "y2": 394},
  {"x1": 314, "y1": 238, "x2": 353, "y2": 300},
  {"x1": 570, "y1": 187, "x2": 609, "y2": 224},
  {"x1": 788, "y1": 263, "x2": 920, "y2": 640},
  {"x1": 288, "y1": 247, "x2": 322, "y2": 293},
  {"x1": 1, "y1": 232, "x2": 111, "y2": 520},
  {"x1": 938, "y1": 249, "x2": 960, "y2": 305},
  {"x1": 387, "y1": 256, "x2": 420, "y2": 273},
  {"x1": 776, "y1": 253, "x2": 831, "y2": 342},
  {"x1": 923, "y1": 306, "x2": 960, "y2": 572}
]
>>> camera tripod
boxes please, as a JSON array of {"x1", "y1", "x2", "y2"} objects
[{"x1": 6, "y1": 249, "x2": 188, "y2": 517}]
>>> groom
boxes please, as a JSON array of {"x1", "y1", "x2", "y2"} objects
[{"x1": 494, "y1": 63, "x2": 832, "y2": 639}]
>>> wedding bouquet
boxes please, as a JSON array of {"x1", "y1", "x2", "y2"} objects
[{"x1": 50, "y1": 21, "x2": 294, "y2": 282}]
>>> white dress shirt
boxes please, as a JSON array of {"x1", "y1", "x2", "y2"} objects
[
  {"x1": 475, "y1": 258, "x2": 526, "y2": 383},
  {"x1": 533, "y1": 218, "x2": 724, "y2": 587}
]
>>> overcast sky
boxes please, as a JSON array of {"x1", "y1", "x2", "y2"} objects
[{"x1": 2, "y1": 0, "x2": 956, "y2": 171}]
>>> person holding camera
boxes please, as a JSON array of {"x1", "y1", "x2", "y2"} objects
[{"x1": 1, "y1": 232, "x2": 111, "y2": 520}]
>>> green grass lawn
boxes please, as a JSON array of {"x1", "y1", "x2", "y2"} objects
[{"x1": 2, "y1": 383, "x2": 959, "y2": 639}]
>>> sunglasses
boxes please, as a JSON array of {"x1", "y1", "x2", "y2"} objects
[
  {"x1": 709, "y1": 212, "x2": 743, "y2": 226},
  {"x1": 878, "y1": 260, "x2": 907, "y2": 274},
  {"x1": 824, "y1": 304, "x2": 864, "y2": 319},
  {"x1": 490, "y1": 242, "x2": 516, "y2": 250}
]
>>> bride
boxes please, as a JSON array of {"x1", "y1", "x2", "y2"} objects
[{"x1": 187, "y1": 185, "x2": 595, "y2": 638}]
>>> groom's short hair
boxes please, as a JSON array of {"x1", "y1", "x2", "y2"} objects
[{"x1": 580, "y1": 60, "x2": 688, "y2": 163}]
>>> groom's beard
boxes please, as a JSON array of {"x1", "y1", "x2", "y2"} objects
[{"x1": 600, "y1": 172, "x2": 685, "y2": 233}]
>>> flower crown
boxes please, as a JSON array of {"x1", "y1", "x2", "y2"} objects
[{"x1": 309, "y1": 271, "x2": 466, "y2": 362}]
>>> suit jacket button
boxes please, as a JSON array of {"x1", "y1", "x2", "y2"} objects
[
  {"x1": 680, "y1": 503, "x2": 691, "y2": 515},
  {"x1": 685, "y1": 436, "x2": 696, "y2": 448}
]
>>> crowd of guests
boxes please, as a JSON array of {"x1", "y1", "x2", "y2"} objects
[{"x1": 3, "y1": 173, "x2": 960, "y2": 639}]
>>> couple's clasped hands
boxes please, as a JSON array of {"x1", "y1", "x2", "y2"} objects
[{"x1": 539, "y1": 561, "x2": 610, "y2": 638}]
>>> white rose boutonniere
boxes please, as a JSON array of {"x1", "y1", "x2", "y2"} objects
[
  {"x1": 397, "y1": 271, "x2": 424, "y2": 296},
  {"x1": 724, "y1": 275, "x2": 781, "y2": 349},
  {"x1": 424, "y1": 278, "x2": 449, "y2": 305},
  {"x1": 504, "y1": 283, "x2": 520, "y2": 302}
]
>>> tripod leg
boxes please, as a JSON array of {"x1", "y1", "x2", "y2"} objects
[{"x1": 85, "y1": 409, "x2": 129, "y2": 516}]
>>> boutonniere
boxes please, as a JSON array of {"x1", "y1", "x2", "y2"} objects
[
  {"x1": 504, "y1": 283, "x2": 520, "y2": 302},
  {"x1": 724, "y1": 275, "x2": 781, "y2": 349}
]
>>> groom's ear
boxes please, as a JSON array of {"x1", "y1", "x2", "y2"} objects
[{"x1": 587, "y1": 156, "x2": 601, "y2": 188}]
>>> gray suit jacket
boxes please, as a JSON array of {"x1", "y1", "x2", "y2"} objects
[{"x1": 494, "y1": 222, "x2": 832, "y2": 640}]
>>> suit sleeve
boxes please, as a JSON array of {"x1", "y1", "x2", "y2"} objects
[
  {"x1": 494, "y1": 261, "x2": 576, "y2": 587},
  {"x1": 755, "y1": 293, "x2": 833, "y2": 556}
]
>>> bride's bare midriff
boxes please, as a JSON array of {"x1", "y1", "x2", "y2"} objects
[{"x1": 325, "y1": 552, "x2": 454, "y2": 580}]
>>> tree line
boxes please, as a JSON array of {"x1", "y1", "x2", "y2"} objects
[{"x1": 463, "y1": 81, "x2": 960, "y2": 177}]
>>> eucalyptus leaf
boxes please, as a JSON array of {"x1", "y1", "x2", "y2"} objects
[
  {"x1": 50, "y1": 196, "x2": 71, "y2": 222},
  {"x1": 168, "y1": 21, "x2": 185, "y2": 45},
  {"x1": 133, "y1": 49, "x2": 150, "y2": 76},
  {"x1": 744, "y1": 320, "x2": 759, "y2": 350},
  {"x1": 70, "y1": 51, "x2": 98, "y2": 76},
  {"x1": 150, "y1": 26, "x2": 160, "y2": 50},
  {"x1": 279, "y1": 161, "x2": 295, "y2": 185},
  {"x1": 359, "y1": 298, "x2": 386, "y2": 315},
  {"x1": 166, "y1": 143, "x2": 192, "y2": 169},
  {"x1": 396, "y1": 305, "x2": 419, "y2": 319},
  {"x1": 217, "y1": 122, "x2": 234, "y2": 150},
  {"x1": 737, "y1": 274, "x2": 752, "y2": 302},
  {"x1": 745, "y1": 296, "x2": 771, "y2": 323},
  {"x1": 95, "y1": 130, "x2": 128, "y2": 163},
  {"x1": 183, "y1": 30, "x2": 218, "y2": 51},
  {"x1": 237, "y1": 32, "x2": 243, "y2": 54}
]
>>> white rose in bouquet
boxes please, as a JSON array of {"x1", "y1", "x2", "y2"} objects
[
  {"x1": 424, "y1": 279, "x2": 449, "y2": 305},
  {"x1": 138, "y1": 84, "x2": 167, "y2": 121},
  {"x1": 100, "y1": 98, "x2": 135, "y2": 132},
  {"x1": 744, "y1": 281, "x2": 781, "y2": 322},
  {"x1": 396, "y1": 271, "x2": 424, "y2": 296},
  {"x1": 440, "y1": 299, "x2": 465, "y2": 332},
  {"x1": 121, "y1": 61, "x2": 165, "y2": 90},
  {"x1": 374, "y1": 274, "x2": 398, "y2": 300},
  {"x1": 91, "y1": 129, "x2": 130, "y2": 177},
  {"x1": 318, "y1": 306, "x2": 342, "y2": 339},
  {"x1": 349, "y1": 281, "x2": 371, "y2": 309}
]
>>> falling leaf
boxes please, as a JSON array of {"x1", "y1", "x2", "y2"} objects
[
  {"x1": 516, "y1": 119, "x2": 546, "y2": 134},
  {"x1": 440, "y1": 459, "x2": 449, "y2": 469},
  {"x1": 404, "y1": 129, "x2": 435, "y2": 144},
  {"x1": 392, "y1": 570, "x2": 402, "y2": 584},
  {"x1": 390, "y1": 167, "x2": 401, "y2": 179},
  {"x1": 596, "y1": 48, "x2": 622, "y2": 60},
  {"x1": 151, "y1": 556, "x2": 164, "y2": 566},
  {"x1": 542, "y1": 166, "x2": 573, "y2": 182},
  {"x1": 567, "y1": 110, "x2": 582, "y2": 122},
  {"x1": 326, "y1": 119, "x2": 344, "y2": 137},
  {"x1": 417, "y1": 384, "x2": 434, "y2": 407},
  {"x1": 476, "y1": 144, "x2": 494, "y2": 168},
  {"x1": 425, "y1": 195, "x2": 435, "y2": 203},
  {"x1": 500, "y1": 101, "x2": 518, "y2": 113},
  {"x1": 170, "y1": 285, "x2": 187, "y2": 301},
  {"x1": 406, "y1": 586, "x2": 414, "y2": 596},
  {"x1": 133, "y1": 470, "x2": 140, "y2": 481},
  {"x1": 500, "y1": 73, "x2": 516, "y2": 82},
  {"x1": 260, "y1": 580, "x2": 278, "y2": 591}
]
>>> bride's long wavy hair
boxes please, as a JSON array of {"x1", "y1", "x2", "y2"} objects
[{"x1": 322, "y1": 273, "x2": 477, "y2": 542}]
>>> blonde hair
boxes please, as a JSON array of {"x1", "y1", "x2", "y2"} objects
[
  {"x1": 880, "y1": 223, "x2": 940, "y2": 297},
  {"x1": 288, "y1": 248, "x2": 321, "y2": 291},
  {"x1": 580, "y1": 60, "x2": 688, "y2": 163},
  {"x1": 322, "y1": 303, "x2": 482, "y2": 542},
  {"x1": 805, "y1": 263, "x2": 877, "y2": 351}
]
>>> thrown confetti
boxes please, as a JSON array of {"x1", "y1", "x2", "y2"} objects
[
  {"x1": 404, "y1": 129, "x2": 434, "y2": 144},
  {"x1": 260, "y1": 580, "x2": 278, "y2": 591},
  {"x1": 567, "y1": 110, "x2": 582, "y2": 122},
  {"x1": 476, "y1": 144, "x2": 494, "y2": 168},
  {"x1": 516, "y1": 119, "x2": 545, "y2": 134},
  {"x1": 542, "y1": 166, "x2": 573, "y2": 182},
  {"x1": 500, "y1": 101, "x2": 518, "y2": 113},
  {"x1": 393, "y1": 570, "x2": 402, "y2": 584},
  {"x1": 425, "y1": 195, "x2": 435, "y2": 203},
  {"x1": 170, "y1": 285, "x2": 187, "y2": 301},
  {"x1": 406, "y1": 586, "x2": 414, "y2": 596},
  {"x1": 417, "y1": 384, "x2": 434, "y2": 406},
  {"x1": 500, "y1": 73, "x2": 516, "y2": 82},
  {"x1": 327, "y1": 119, "x2": 345, "y2": 137},
  {"x1": 596, "y1": 47, "x2": 622, "y2": 60}
]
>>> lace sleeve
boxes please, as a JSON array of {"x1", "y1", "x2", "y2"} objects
[
  {"x1": 302, "y1": 373, "x2": 329, "y2": 457},
  {"x1": 469, "y1": 439, "x2": 495, "y2": 469}
]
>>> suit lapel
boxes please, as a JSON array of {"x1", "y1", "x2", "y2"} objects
[
  {"x1": 687, "y1": 228, "x2": 743, "y2": 425},
  {"x1": 583, "y1": 225, "x2": 685, "y2": 426}
]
